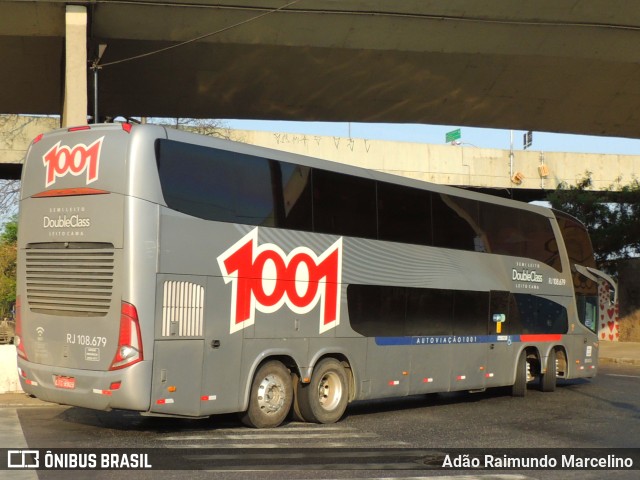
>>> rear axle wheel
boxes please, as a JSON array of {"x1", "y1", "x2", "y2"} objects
[
  {"x1": 241, "y1": 360, "x2": 293, "y2": 428},
  {"x1": 295, "y1": 358, "x2": 349, "y2": 424}
]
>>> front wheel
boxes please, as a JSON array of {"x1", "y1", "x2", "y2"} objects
[
  {"x1": 295, "y1": 358, "x2": 349, "y2": 424},
  {"x1": 240, "y1": 360, "x2": 293, "y2": 428}
]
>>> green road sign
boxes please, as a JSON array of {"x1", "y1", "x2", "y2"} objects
[{"x1": 446, "y1": 129, "x2": 461, "y2": 143}]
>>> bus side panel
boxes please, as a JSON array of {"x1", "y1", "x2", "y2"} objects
[
  {"x1": 450, "y1": 343, "x2": 487, "y2": 391},
  {"x1": 200, "y1": 275, "x2": 245, "y2": 415},
  {"x1": 155, "y1": 216, "x2": 249, "y2": 416},
  {"x1": 409, "y1": 344, "x2": 452, "y2": 395},
  {"x1": 565, "y1": 327, "x2": 598, "y2": 379},
  {"x1": 364, "y1": 340, "x2": 411, "y2": 398},
  {"x1": 150, "y1": 339, "x2": 204, "y2": 416},
  {"x1": 566, "y1": 293, "x2": 599, "y2": 378},
  {"x1": 485, "y1": 341, "x2": 517, "y2": 387}
]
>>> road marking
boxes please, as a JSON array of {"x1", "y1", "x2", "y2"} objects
[
  {"x1": 160, "y1": 423, "x2": 407, "y2": 448},
  {"x1": 162, "y1": 432, "x2": 379, "y2": 441},
  {"x1": 605, "y1": 373, "x2": 640, "y2": 379},
  {"x1": 325, "y1": 477, "x2": 532, "y2": 480},
  {"x1": 322, "y1": 477, "x2": 532, "y2": 480}
]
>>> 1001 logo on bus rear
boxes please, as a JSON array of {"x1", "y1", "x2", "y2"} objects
[
  {"x1": 217, "y1": 228, "x2": 343, "y2": 334},
  {"x1": 42, "y1": 137, "x2": 104, "y2": 187}
]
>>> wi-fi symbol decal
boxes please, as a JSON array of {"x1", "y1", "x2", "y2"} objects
[{"x1": 36, "y1": 327, "x2": 45, "y2": 337}]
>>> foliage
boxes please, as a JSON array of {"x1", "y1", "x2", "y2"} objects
[
  {"x1": 547, "y1": 172, "x2": 640, "y2": 271},
  {"x1": 149, "y1": 117, "x2": 232, "y2": 139},
  {"x1": 0, "y1": 180, "x2": 20, "y2": 221},
  {"x1": 1, "y1": 215, "x2": 18, "y2": 244},
  {"x1": 0, "y1": 216, "x2": 17, "y2": 317}
]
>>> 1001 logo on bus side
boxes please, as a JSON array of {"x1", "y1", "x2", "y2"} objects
[{"x1": 217, "y1": 228, "x2": 343, "y2": 334}]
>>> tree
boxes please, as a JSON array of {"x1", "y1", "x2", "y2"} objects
[
  {"x1": 148, "y1": 117, "x2": 233, "y2": 139},
  {"x1": 1, "y1": 214, "x2": 17, "y2": 244},
  {"x1": 0, "y1": 180, "x2": 19, "y2": 220},
  {"x1": 0, "y1": 114, "x2": 33, "y2": 220},
  {"x1": 547, "y1": 172, "x2": 640, "y2": 272},
  {"x1": 0, "y1": 216, "x2": 17, "y2": 317}
]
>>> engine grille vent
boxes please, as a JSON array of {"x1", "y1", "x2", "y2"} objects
[
  {"x1": 25, "y1": 243, "x2": 115, "y2": 317},
  {"x1": 162, "y1": 281, "x2": 205, "y2": 337}
]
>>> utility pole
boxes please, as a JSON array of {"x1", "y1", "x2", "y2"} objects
[
  {"x1": 509, "y1": 130, "x2": 514, "y2": 181},
  {"x1": 90, "y1": 44, "x2": 107, "y2": 124}
]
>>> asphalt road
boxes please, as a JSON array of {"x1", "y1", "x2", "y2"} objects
[{"x1": 2, "y1": 363, "x2": 639, "y2": 480}]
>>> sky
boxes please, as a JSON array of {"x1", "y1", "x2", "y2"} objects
[{"x1": 224, "y1": 120, "x2": 640, "y2": 156}]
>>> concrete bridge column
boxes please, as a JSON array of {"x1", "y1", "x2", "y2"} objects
[{"x1": 62, "y1": 5, "x2": 88, "y2": 127}]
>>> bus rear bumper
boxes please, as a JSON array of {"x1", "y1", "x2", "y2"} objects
[{"x1": 16, "y1": 359, "x2": 152, "y2": 412}]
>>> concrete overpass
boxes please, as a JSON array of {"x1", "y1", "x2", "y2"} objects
[
  {"x1": 231, "y1": 129, "x2": 640, "y2": 199},
  {"x1": 2, "y1": 1, "x2": 640, "y2": 140},
  {"x1": 2, "y1": 116, "x2": 638, "y2": 201}
]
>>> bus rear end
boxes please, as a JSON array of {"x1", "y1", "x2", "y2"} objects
[{"x1": 16, "y1": 123, "x2": 161, "y2": 412}]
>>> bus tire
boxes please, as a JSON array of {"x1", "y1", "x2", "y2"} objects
[
  {"x1": 290, "y1": 372, "x2": 306, "y2": 422},
  {"x1": 240, "y1": 360, "x2": 293, "y2": 429},
  {"x1": 296, "y1": 358, "x2": 349, "y2": 424},
  {"x1": 540, "y1": 349, "x2": 557, "y2": 392},
  {"x1": 511, "y1": 351, "x2": 527, "y2": 397}
]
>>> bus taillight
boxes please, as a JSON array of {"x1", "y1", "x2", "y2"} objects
[
  {"x1": 109, "y1": 302, "x2": 143, "y2": 371},
  {"x1": 15, "y1": 296, "x2": 27, "y2": 360}
]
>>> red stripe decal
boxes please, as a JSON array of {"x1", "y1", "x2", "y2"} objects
[{"x1": 520, "y1": 334, "x2": 562, "y2": 342}]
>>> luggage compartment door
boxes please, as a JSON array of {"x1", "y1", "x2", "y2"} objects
[{"x1": 150, "y1": 339, "x2": 204, "y2": 416}]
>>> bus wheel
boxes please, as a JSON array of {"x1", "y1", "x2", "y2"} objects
[
  {"x1": 296, "y1": 358, "x2": 349, "y2": 424},
  {"x1": 540, "y1": 349, "x2": 557, "y2": 392},
  {"x1": 241, "y1": 360, "x2": 293, "y2": 429},
  {"x1": 511, "y1": 351, "x2": 527, "y2": 397}
]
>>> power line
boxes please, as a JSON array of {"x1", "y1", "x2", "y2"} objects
[{"x1": 98, "y1": 0, "x2": 303, "y2": 68}]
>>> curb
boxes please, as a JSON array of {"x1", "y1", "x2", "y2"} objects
[
  {"x1": 599, "y1": 357, "x2": 640, "y2": 366},
  {"x1": 0, "y1": 393, "x2": 51, "y2": 408}
]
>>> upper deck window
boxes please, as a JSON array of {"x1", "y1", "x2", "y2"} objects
[{"x1": 156, "y1": 139, "x2": 561, "y2": 271}]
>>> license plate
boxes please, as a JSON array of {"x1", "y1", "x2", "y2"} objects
[{"x1": 54, "y1": 375, "x2": 76, "y2": 389}]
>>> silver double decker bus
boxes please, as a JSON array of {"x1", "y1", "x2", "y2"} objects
[{"x1": 16, "y1": 123, "x2": 612, "y2": 428}]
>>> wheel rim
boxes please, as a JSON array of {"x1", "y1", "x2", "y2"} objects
[
  {"x1": 257, "y1": 374, "x2": 286, "y2": 415},
  {"x1": 317, "y1": 371, "x2": 343, "y2": 411}
]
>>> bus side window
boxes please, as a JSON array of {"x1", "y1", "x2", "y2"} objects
[
  {"x1": 312, "y1": 169, "x2": 377, "y2": 239},
  {"x1": 453, "y1": 291, "x2": 489, "y2": 335},
  {"x1": 405, "y1": 288, "x2": 453, "y2": 336},
  {"x1": 278, "y1": 163, "x2": 312, "y2": 231},
  {"x1": 432, "y1": 194, "x2": 477, "y2": 251},
  {"x1": 377, "y1": 183, "x2": 433, "y2": 246}
]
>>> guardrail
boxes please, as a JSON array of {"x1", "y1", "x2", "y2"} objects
[{"x1": 0, "y1": 345, "x2": 22, "y2": 393}]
